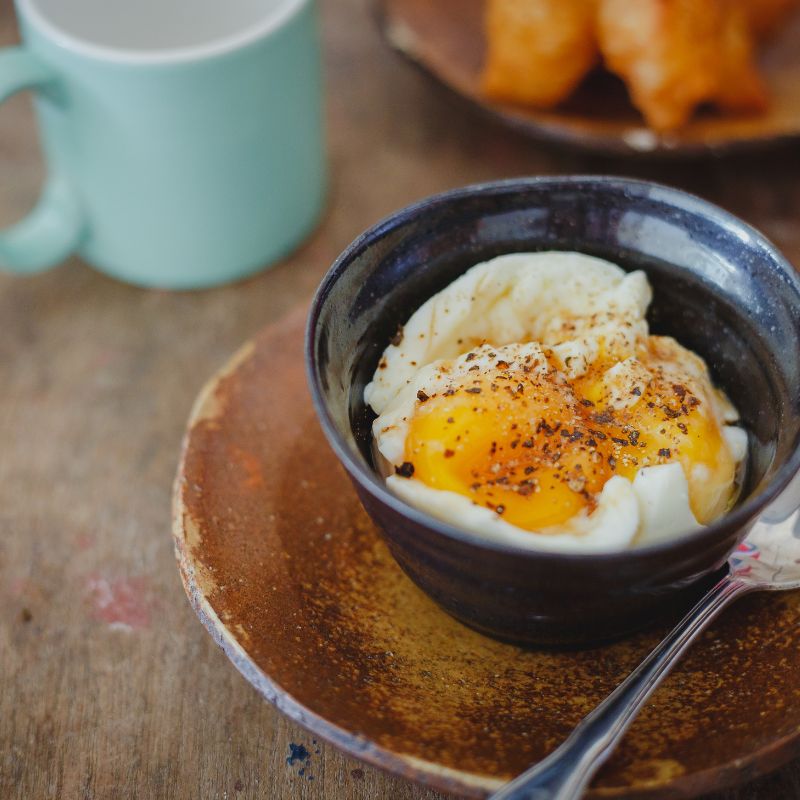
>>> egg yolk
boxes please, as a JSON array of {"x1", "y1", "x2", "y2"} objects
[{"x1": 403, "y1": 341, "x2": 738, "y2": 532}]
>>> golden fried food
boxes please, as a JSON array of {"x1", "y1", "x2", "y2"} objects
[
  {"x1": 482, "y1": 0, "x2": 597, "y2": 108},
  {"x1": 596, "y1": 0, "x2": 718, "y2": 131},
  {"x1": 596, "y1": 0, "x2": 766, "y2": 131},
  {"x1": 741, "y1": 0, "x2": 800, "y2": 39},
  {"x1": 716, "y1": 1, "x2": 770, "y2": 113},
  {"x1": 482, "y1": 0, "x2": 797, "y2": 131}
]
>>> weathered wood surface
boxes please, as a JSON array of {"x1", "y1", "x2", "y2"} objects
[{"x1": 1, "y1": 0, "x2": 799, "y2": 797}]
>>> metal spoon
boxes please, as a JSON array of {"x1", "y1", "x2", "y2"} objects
[{"x1": 489, "y1": 483, "x2": 800, "y2": 800}]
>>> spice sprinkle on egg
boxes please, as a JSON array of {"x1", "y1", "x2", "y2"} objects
[{"x1": 365, "y1": 252, "x2": 747, "y2": 553}]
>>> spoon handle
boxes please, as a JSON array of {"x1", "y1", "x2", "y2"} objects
[{"x1": 489, "y1": 575, "x2": 752, "y2": 800}]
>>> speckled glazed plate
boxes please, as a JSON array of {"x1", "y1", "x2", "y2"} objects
[
  {"x1": 173, "y1": 306, "x2": 800, "y2": 799},
  {"x1": 379, "y1": 0, "x2": 800, "y2": 156}
]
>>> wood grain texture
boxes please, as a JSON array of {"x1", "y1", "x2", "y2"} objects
[{"x1": 1, "y1": 0, "x2": 800, "y2": 798}]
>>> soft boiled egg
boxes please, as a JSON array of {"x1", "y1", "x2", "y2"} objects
[{"x1": 365, "y1": 252, "x2": 747, "y2": 553}]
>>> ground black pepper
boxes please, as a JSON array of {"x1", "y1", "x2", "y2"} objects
[{"x1": 395, "y1": 462, "x2": 415, "y2": 478}]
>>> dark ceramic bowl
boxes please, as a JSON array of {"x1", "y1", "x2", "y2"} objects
[{"x1": 306, "y1": 176, "x2": 800, "y2": 647}]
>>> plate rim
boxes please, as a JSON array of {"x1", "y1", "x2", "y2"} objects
[
  {"x1": 172, "y1": 317, "x2": 800, "y2": 799},
  {"x1": 171, "y1": 335, "x2": 502, "y2": 799}
]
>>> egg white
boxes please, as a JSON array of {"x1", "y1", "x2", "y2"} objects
[
  {"x1": 366, "y1": 252, "x2": 744, "y2": 552},
  {"x1": 387, "y1": 472, "x2": 642, "y2": 553},
  {"x1": 365, "y1": 251, "x2": 651, "y2": 415}
]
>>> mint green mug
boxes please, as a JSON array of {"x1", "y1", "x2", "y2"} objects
[{"x1": 1, "y1": 0, "x2": 325, "y2": 288}]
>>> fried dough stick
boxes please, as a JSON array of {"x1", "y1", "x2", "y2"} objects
[
  {"x1": 482, "y1": 0, "x2": 597, "y2": 107},
  {"x1": 717, "y1": 1, "x2": 770, "y2": 113},
  {"x1": 741, "y1": 0, "x2": 800, "y2": 39},
  {"x1": 596, "y1": 0, "x2": 767, "y2": 131}
]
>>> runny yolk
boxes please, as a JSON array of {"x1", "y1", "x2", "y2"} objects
[{"x1": 403, "y1": 343, "x2": 738, "y2": 532}]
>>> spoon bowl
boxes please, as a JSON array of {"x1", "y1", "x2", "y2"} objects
[{"x1": 732, "y1": 476, "x2": 800, "y2": 590}]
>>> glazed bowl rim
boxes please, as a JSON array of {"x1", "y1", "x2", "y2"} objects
[{"x1": 306, "y1": 175, "x2": 800, "y2": 562}]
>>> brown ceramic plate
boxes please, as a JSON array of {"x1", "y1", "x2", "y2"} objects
[
  {"x1": 378, "y1": 0, "x2": 800, "y2": 156},
  {"x1": 173, "y1": 306, "x2": 800, "y2": 799}
]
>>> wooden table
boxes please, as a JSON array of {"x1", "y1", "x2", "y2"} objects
[{"x1": 2, "y1": 0, "x2": 800, "y2": 797}]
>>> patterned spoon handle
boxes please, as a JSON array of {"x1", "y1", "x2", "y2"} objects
[{"x1": 488, "y1": 575, "x2": 752, "y2": 800}]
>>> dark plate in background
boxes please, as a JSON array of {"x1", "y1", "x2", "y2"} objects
[
  {"x1": 173, "y1": 306, "x2": 800, "y2": 799},
  {"x1": 379, "y1": 0, "x2": 800, "y2": 156}
]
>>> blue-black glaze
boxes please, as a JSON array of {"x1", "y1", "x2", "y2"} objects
[{"x1": 305, "y1": 176, "x2": 800, "y2": 646}]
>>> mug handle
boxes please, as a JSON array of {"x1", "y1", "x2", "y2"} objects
[{"x1": 0, "y1": 47, "x2": 85, "y2": 273}]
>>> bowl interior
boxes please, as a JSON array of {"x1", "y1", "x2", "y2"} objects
[{"x1": 310, "y1": 178, "x2": 800, "y2": 530}]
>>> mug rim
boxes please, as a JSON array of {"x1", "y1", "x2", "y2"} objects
[
  {"x1": 306, "y1": 175, "x2": 800, "y2": 562},
  {"x1": 16, "y1": 0, "x2": 309, "y2": 65}
]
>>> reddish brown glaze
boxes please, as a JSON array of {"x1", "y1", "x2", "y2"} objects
[
  {"x1": 378, "y1": 0, "x2": 800, "y2": 156},
  {"x1": 174, "y1": 307, "x2": 800, "y2": 799}
]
